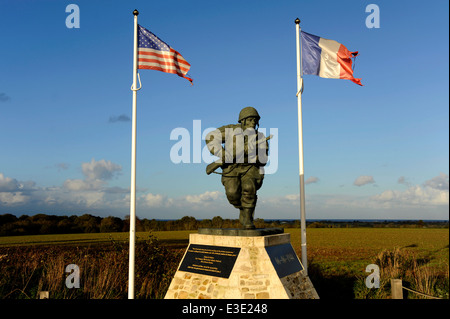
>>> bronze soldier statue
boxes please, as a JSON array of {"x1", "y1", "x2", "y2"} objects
[{"x1": 205, "y1": 107, "x2": 271, "y2": 229}]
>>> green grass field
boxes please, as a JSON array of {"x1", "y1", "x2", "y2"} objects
[
  {"x1": 0, "y1": 230, "x2": 195, "y2": 247},
  {"x1": 288, "y1": 228, "x2": 449, "y2": 263},
  {"x1": 1, "y1": 228, "x2": 447, "y2": 265}
]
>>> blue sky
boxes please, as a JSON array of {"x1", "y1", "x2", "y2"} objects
[{"x1": 0, "y1": 0, "x2": 448, "y2": 220}]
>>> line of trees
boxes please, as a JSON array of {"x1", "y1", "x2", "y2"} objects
[
  {"x1": 0, "y1": 213, "x2": 286, "y2": 237},
  {"x1": 0, "y1": 213, "x2": 447, "y2": 237}
]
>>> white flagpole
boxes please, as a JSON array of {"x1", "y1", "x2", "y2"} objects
[
  {"x1": 295, "y1": 18, "x2": 308, "y2": 275},
  {"x1": 128, "y1": 9, "x2": 139, "y2": 299}
]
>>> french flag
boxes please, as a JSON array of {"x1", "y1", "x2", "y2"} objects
[{"x1": 301, "y1": 31, "x2": 362, "y2": 86}]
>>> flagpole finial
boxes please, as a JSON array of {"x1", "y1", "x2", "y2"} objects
[
  {"x1": 295, "y1": 18, "x2": 300, "y2": 24},
  {"x1": 133, "y1": 9, "x2": 139, "y2": 16}
]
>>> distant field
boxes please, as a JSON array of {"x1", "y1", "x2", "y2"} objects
[
  {"x1": 287, "y1": 228, "x2": 449, "y2": 258},
  {"x1": 0, "y1": 231, "x2": 195, "y2": 247},
  {"x1": 1, "y1": 228, "x2": 447, "y2": 266},
  {"x1": 287, "y1": 228, "x2": 449, "y2": 273}
]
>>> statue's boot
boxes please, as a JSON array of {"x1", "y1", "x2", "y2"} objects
[{"x1": 239, "y1": 207, "x2": 256, "y2": 229}]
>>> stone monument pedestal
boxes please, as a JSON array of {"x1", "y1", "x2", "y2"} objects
[{"x1": 164, "y1": 230, "x2": 319, "y2": 299}]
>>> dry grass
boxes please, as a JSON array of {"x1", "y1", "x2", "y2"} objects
[
  {"x1": 0, "y1": 234, "x2": 184, "y2": 299},
  {"x1": 354, "y1": 247, "x2": 449, "y2": 299}
]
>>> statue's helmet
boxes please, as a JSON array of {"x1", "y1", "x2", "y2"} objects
[{"x1": 238, "y1": 106, "x2": 260, "y2": 123}]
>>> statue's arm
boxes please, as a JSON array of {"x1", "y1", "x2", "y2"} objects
[{"x1": 256, "y1": 132, "x2": 270, "y2": 167}]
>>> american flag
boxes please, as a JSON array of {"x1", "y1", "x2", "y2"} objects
[{"x1": 137, "y1": 25, "x2": 193, "y2": 84}]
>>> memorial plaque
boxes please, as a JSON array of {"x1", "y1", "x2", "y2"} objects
[
  {"x1": 179, "y1": 244, "x2": 241, "y2": 278},
  {"x1": 265, "y1": 243, "x2": 303, "y2": 278}
]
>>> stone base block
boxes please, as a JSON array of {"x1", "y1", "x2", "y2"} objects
[{"x1": 164, "y1": 232, "x2": 319, "y2": 299}]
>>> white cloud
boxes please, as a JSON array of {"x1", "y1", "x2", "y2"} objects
[
  {"x1": 62, "y1": 159, "x2": 122, "y2": 192},
  {"x1": 260, "y1": 193, "x2": 299, "y2": 206},
  {"x1": 0, "y1": 173, "x2": 21, "y2": 192},
  {"x1": 139, "y1": 191, "x2": 225, "y2": 209},
  {"x1": 0, "y1": 173, "x2": 35, "y2": 206},
  {"x1": 285, "y1": 194, "x2": 300, "y2": 201},
  {"x1": 258, "y1": 174, "x2": 449, "y2": 220},
  {"x1": 63, "y1": 179, "x2": 104, "y2": 191},
  {"x1": 354, "y1": 175, "x2": 375, "y2": 187},
  {"x1": 133, "y1": 190, "x2": 229, "y2": 219},
  {"x1": 423, "y1": 172, "x2": 449, "y2": 191},
  {"x1": 370, "y1": 174, "x2": 449, "y2": 209},
  {"x1": 0, "y1": 192, "x2": 29, "y2": 205},
  {"x1": 184, "y1": 191, "x2": 221, "y2": 204},
  {"x1": 141, "y1": 193, "x2": 171, "y2": 208},
  {"x1": 0, "y1": 159, "x2": 121, "y2": 212},
  {"x1": 82, "y1": 158, "x2": 122, "y2": 181},
  {"x1": 371, "y1": 185, "x2": 449, "y2": 207},
  {"x1": 66, "y1": 191, "x2": 105, "y2": 208}
]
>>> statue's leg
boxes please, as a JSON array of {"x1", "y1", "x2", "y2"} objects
[
  {"x1": 221, "y1": 176, "x2": 241, "y2": 209},
  {"x1": 239, "y1": 168, "x2": 264, "y2": 229},
  {"x1": 241, "y1": 175, "x2": 263, "y2": 209},
  {"x1": 239, "y1": 178, "x2": 257, "y2": 229},
  {"x1": 239, "y1": 207, "x2": 255, "y2": 229}
]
